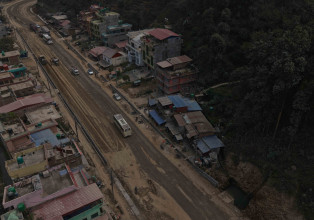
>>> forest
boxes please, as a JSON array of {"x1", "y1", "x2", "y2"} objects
[{"x1": 42, "y1": 0, "x2": 314, "y2": 218}]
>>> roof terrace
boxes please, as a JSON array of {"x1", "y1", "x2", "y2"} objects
[{"x1": 2, "y1": 164, "x2": 77, "y2": 209}]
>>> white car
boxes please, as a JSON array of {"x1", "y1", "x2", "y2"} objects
[
  {"x1": 87, "y1": 69, "x2": 94, "y2": 75},
  {"x1": 71, "y1": 67, "x2": 79, "y2": 75},
  {"x1": 46, "y1": 40, "x2": 53, "y2": 45},
  {"x1": 113, "y1": 93, "x2": 121, "y2": 101}
]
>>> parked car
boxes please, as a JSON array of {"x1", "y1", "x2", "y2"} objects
[
  {"x1": 87, "y1": 69, "x2": 94, "y2": 75},
  {"x1": 71, "y1": 66, "x2": 79, "y2": 75},
  {"x1": 113, "y1": 93, "x2": 121, "y2": 101},
  {"x1": 75, "y1": 41, "x2": 81, "y2": 46}
]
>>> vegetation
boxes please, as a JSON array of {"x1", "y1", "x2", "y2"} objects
[
  {"x1": 42, "y1": 0, "x2": 314, "y2": 218},
  {"x1": 0, "y1": 37, "x2": 15, "y2": 51}
]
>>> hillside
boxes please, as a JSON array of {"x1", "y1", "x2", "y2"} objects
[{"x1": 40, "y1": 0, "x2": 314, "y2": 218}]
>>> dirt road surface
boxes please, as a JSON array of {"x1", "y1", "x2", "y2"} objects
[{"x1": 3, "y1": 1, "x2": 242, "y2": 219}]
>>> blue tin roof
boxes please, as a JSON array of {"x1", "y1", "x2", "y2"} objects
[
  {"x1": 30, "y1": 129, "x2": 70, "y2": 147},
  {"x1": 196, "y1": 135, "x2": 224, "y2": 154},
  {"x1": 149, "y1": 110, "x2": 165, "y2": 125}
]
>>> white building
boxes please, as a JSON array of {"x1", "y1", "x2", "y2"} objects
[{"x1": 126, "y1": 29, "x2": 154, "y2": 66}]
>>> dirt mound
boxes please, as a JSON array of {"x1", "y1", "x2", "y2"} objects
[
  {"x1": 225, "y1": 154, "x2": 264, "y2": 193},
  {"x1": 244, "y1": 185, "x2": 303, "y2": 220}
]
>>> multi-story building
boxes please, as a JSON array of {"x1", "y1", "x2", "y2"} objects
[
  {"x1": 91, "y1": 10, "x2": 119, "y2": 40},
  {"x1": 156, "y1": 55, "x2": 197, "y2": 94},
  {"x1": 90, "y1": 9, "x2": 132, "y2": 46},
  {"x1": 126, "y1": 29, "x2": 154, "y2": 66},
  {"x1": 141, "y1": 28, "x2": 181, "y2": 69}
]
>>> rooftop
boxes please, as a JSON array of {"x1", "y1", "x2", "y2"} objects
[
  {"x1": 0, "y1": 93, "x2": 53, "y2": 114},
  {"x1": 25, "y1": 104, "x2": 61, "y2": 124},
  {"x1": 89, "y1": 46, "x2": 108, "y2": 57},
  {"x1": 148, "y1": 28, "x2": 179, "y2": 41},
  {"x1": 6, "y1": 145, "x2": 45, "y2": 171},
  {"x1": 127, "y1": 29, "x2": 155, "y2": 39},
  {"x1": 0, "y1": 50, "x2": 19, "y2": 59},
  {"x1": 51, "y1": 15, "x2": 68, "y2": 20},
  {"x1": 32, "y1": 183, "x2": 103, "y2": 220},
  {"x1": 157, "y1": 55, "x2": 192, "y2": 68},
  {"x1": 0, "y1": 121, "x2": 26, "y2": 141},
  {"x1": 0, "y1": 72, "x2": 14, "y2": 80},
  {"x1": 174, "y1": 111, "x2": 215, "y2": 137},
  {"x1": 9, "y1": 80, "x2": 34, "y2": 91},
  {"x1": 30, "y1": 127, "x2": 70, "y2": 147},
  {"x1": 4, "y1": 165, "x2": 73, "y2": 202}
]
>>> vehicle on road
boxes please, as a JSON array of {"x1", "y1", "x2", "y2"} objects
[
  {"x1": 40, "y1": 26, "x2": 50, "y2": 35},
  {"x1": 51, "y1": 57, "x2": 59, "y2": 65},
  {"x1": 113, "y1": 93, "x2": 121, "y2": 101},
  {"x1": 71, "y1": 66, "x2": 79, "y2": 75},
  {"x1": 42, "y1": 34, "x2": 52, "y2": 45},
  {"x1": 87, "y1": 69, "x2": 94, "y2": 75},
  {"x1": 38, "y1": 55, "x2": 47, "y2": 65},
  {"x1": 113, "y1": 114, "x2": 132, "y2": 137},
  {"x1": 46, "y1": 40, "x2": 53, "y2": 45},
  {"x1": 75, "y1": 41, "x2": 81, "y2": 46}
]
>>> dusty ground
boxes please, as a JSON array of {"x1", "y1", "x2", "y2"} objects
[{"x1": 4, "y1": 1, "x2": 247, "y2": 220}]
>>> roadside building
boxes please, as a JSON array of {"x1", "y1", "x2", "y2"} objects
[
  {"x1": 7, "y1": 64, "x2": 27, "y2": 78},
  {"x1": 100, "y1": 48, "x2": 127, "y2": 68},
  {"x1": 101, "y1": 22, "x2": 132, "y2": 47},
  {"x1": 90, "y1": 9, "x2": 132, "y2": 45},
  {"x1": 0, "y1": 118, "x2": 62, "y2": 156},
  {"x1": 156, "y1": 55, "x2": 197, "y2": 94},
  {"x1": 31, "y1": 183, "x2": 107, "y2": 220},
  {"x1": 173, "y1": 111, "x2": 216, "y2": 139},
  {"x1": 2, "y1": 164, "x2": 89, "y2": 209},
  {"x1": 0, "y1": 50, "x2": 20, "y2": 65},
  {"x1": 195, "y1": 135, "x2": 224, "y2": 156},
  {"x1": 8, "y1": 80, "x2": 35, "y2": 98},
  {"x1": 126, "y1": 29, "x2": 154, "y2": 66},
  {"x1": 0, "y1": 86, "x2": 15, "y2": 107},
  {"x1": 0, "y1": 93, "x2": 53, "y2": 115},
  {"x1": 51, "y1": 15, "x2": 68, "y2": 25},
  {"x1": 89, "y1": 46, "x2": 108, "y2": 61},
  {"x1": 141, "y1": 28, "x2": 181, "y2": 69},
  {"x1": 5, "y1": 141, "x2": 82, "y2": 179}
]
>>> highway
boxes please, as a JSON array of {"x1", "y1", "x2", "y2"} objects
[{"x1": 4, "y1": 1, "x2": 233, "y2": 219}]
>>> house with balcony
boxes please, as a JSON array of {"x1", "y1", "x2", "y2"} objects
[
  {"x1": 126, "y1": 29, "x2": 154, "y2": 66},
  {"x1": 141, "y1": 28, "x2": 181, "y2": 69},
  {"x1": 0, "y1": 50, "x2": 20, "y2": 65},
  {"x1": 101, "y1": 22, "x2": 132, "y2": 47},
  {"x1": 156, "y1": 55, "x2": 197, "y2": 94}
]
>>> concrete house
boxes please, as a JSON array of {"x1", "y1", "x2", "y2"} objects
[
  {"x1": 126, "y1": 29, "x2": 154, "y2": 66},
  {"x1": 156, "y1": 55, "x2": 197, "y2": 94},
  {"x1": 101, "y1": 48, "x2": 127, "y2": 67},
  {"x1": 141, "y1": 28, "x2": 181, "y2": 69}
]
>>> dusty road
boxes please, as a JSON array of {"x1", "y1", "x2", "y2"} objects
[{"x1": 4, "y1": 1, "x2": 240, "y2": 219}]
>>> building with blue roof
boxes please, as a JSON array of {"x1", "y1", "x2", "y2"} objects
[
  {"x1": 196, "y1": 135, "x2": 224, "y2": 155},
  {"x1": 149, "y1": 110, "x2": 166, "y2": 125},
  {"x1": 167, "y1": 95, "x2": 202, "y2": 113},
  {"x1": 30, "y1": 128, "x2": 70, "y2": 147}
]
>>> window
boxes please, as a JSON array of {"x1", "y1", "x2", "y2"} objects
[{"x1": 91, "y1": 212, "x2": 99, "y2": 219}]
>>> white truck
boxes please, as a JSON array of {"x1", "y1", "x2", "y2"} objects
[{"x1": 42, "y1": 34, "x2": 53, "y2": 45}]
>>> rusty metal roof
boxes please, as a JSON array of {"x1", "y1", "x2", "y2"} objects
[
  {"x1": 149, "y1": 28, "x2": 179, "y2": 40},
  {"x1": 32, "y1": 183, "x2": 103, "y2": 220}
]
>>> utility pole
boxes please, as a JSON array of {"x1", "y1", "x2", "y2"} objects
[{"x1": 110, "y1": 169, "x2": 114, "y2": 201}]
